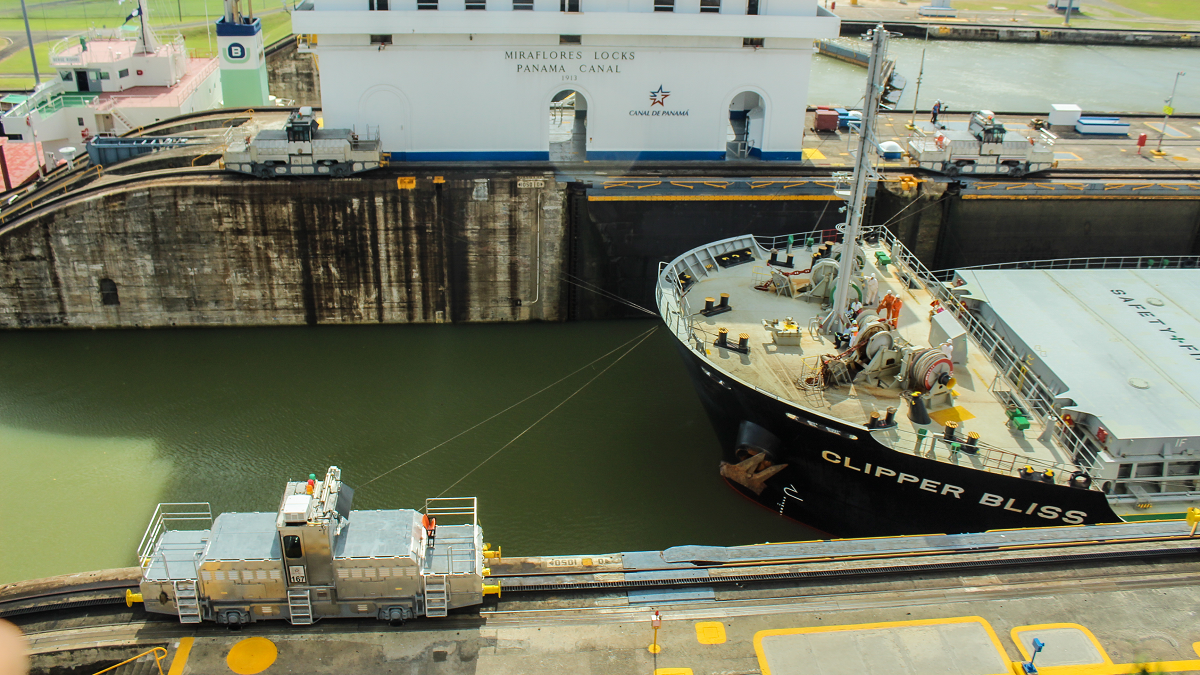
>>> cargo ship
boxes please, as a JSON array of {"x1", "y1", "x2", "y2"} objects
[{"x1": 653, "y1": 25, "x2": 1200, "y2": 538}]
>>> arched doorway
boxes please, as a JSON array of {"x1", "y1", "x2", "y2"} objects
[
  {"x1": 549, "y1": 90, "x2": 587, "y2": 161},
  {"x1": 727, "y1": 91, "x2": 764, "y2": 159}
]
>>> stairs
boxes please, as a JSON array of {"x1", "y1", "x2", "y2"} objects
[
  {"x1": 424, "y1": 575, "x2": 448, "y2": 618},
  {"x1": 173, "y1": 580, "x2": 201, "y2": 624},
  {"x1": 287, "y1": 589, "x2": 313, "y2": 625},
  {"x1": 111, "y1": 106, "x2": 136, "y2": 134}
]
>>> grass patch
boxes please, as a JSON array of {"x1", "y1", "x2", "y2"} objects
[
  {"x1": 1102, "y1": 0, "x2": 1200, "y2": 22},
  {"x1": 0, "y1": 39, "x2": 50, "y2": 75},
  {"x1": 0, "y1": 75, "x2": 35, "y2": 89}
]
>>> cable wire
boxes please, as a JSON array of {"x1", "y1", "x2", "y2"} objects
[
  {"x1": 357, "y1": 324, "x2": 660, "y2": 490},
  {"x1": 435, "y1": 326, "x2": 658, "y2": 497}
]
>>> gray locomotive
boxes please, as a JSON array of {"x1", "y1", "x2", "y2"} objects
[
  {"x1": 223, "y1": 107, "x2": 384, "y2": 178},
  {"x1": 129, "y1": 467, "x2": 496, "y2": 626}
]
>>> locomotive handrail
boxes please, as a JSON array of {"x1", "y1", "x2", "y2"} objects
[{"x1": 136, "y1": 502, "x2": 212, "y2": 568}]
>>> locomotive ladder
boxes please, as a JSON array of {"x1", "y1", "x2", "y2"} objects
[
  {"x1": 287, "y1": 589, "x2": 314, "y2": 625},
  {"x1": 173, "y1": 580, "x2": 202, "y2": 624},
  {"x1": 424, "y1": 575, "x2": 448, "y2": 618}
]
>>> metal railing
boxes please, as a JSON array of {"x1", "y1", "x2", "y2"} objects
[
  {"x1": 91, "y1": 647, "x2": 168, "y2": 675},
  {"x1": 136, "y1": 502, "x2": 212, "y2": 568},
  {"x1": 931, "y1": 255, "x2": 1200, "y2": 282},
  {"x1": 424, "y1": 497, "x2": 477, "y2": 528}
]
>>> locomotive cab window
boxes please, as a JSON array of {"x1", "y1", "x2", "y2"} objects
[{"x1": 283, "y1": 535, "x2": 303, "y2": 558}]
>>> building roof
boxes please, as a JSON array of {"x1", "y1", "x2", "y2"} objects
[
  {"x1": 203, "y1": 512, "x2": 282, "y2": 561},
  {"x1": 333, "y1": 510, "x2": 420, "y2": 559},
  {"x1": 958, "y1": 268, "x2": 1200, "y2": 442},
  {"x1": 0, "y1": 139, "x2": 47, "y2": 193}
]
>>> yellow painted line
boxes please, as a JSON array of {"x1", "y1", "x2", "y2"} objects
[
  {"x1": 588, "y1": 195, "x2": 842, "y2": 201},
  {"x1": 1011, "y1": 623, "x2": 1111, "y2": 663},
  {"x1": 167, "y1": 637, "x2": 194, "y2": 675},
  {"x1": 754, "y1": 616, "x2": 1009, "y2": 675},
  {"x1": 695, "y1": 621, "x2": 727, "y2": 644},
  {"x1": 961, "y1": 195, "x2": 1200, "y2": 201},
  {"x1": 655, "y1": 669, "x2": 693, "y2": 675},
  {"x1": 802, "y1": 148, "x2": 825, "y2": 160},
  {"x1": 1194, "y1": 642, "x2": 1200, "y2": 658}
]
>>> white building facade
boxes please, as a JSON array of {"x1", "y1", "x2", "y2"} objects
[{"x1": 293, "y1": 0, "x2": 839, "y2": 161}]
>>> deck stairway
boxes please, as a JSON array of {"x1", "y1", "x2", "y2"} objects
[
  {"x1": 287, "y1": 589, "x2": 313, "y2": 625},
  {"x1": 173, "y1": 580, "x2": 201, "y2": 623},
  {"x1": 424, "y1": 575, "x2": 448, "y2": 617}
]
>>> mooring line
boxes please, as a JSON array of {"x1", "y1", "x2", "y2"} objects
[
  {"x1": 435, "y1": 326, "x2": 658, "y2": 498},
  {"x1": 358, "y1": 325, "x2": 660, "y2": 490}
]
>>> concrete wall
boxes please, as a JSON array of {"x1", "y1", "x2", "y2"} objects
[
  {"x1": 266, "y1": 39, "x2": 323, "y2": 108},
  {"x1": 0, "y1": 173, "x2": 564, "y2": 328},
  {"x1": 933, "y1": 197, "x2": 1200, "y2": 270}
]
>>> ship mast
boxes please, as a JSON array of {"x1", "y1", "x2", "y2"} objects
[
  {"x1": 824, "y1": 23, "x2": 890, "y2": 335},
  {"x1": 134, "y1": 0, "x2": 161, "y2": 54}
]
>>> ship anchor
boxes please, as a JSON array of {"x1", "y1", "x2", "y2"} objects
[{"x1": 719, "y1": 452, "x2": 788, "y2": 495}]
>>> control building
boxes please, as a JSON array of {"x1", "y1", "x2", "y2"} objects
[{"x1": 292, "y1": 0, "x2": 839, "y2": 161}]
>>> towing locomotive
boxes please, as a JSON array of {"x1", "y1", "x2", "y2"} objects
[
  {"x1": 129, "y1": 466, "x2": 497, "y2": 626},
  {"x1": 223, "y1": 107, "x2": 383, "y2": 178}
]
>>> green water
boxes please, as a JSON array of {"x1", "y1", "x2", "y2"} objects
[{"x1": 0, "y1": 321, "x2": 814, "y2": 584}]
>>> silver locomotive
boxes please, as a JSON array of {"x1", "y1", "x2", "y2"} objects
[
  {"x1": 130, "y1": 467, "x2": 496, "y2": 626},
  {"x1": 223, "y1": 107, "x2": 384, "y2": 178}
]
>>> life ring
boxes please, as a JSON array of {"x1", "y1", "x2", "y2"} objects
[
  {"x1": 934, "y1": 134, "x2": 948, "y2": 151},
  {"x1": 1096, "y1": 427, "x2": 1109, "y2": 443},
  {"x1": 1062, "y1": 414, "x2": 1074, "y2": 426},
  {"x1": 81, "y1": 127, "x2": 90, "y2": 140}
]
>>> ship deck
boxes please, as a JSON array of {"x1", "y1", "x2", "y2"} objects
[{"x1": 660, "y1": 235, "x2": 1078, "y2": 482}]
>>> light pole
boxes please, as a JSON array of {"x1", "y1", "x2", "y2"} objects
[
  {"x1": 1063, "y1": 0, "x2": 1073, "y2": 26},
  {"x1": 1153, "y1": 71, "x2": 1185, "y2": 156},
  {"x1": 19, "y1": 0, "x2": 39, "y2": 85},
  {"x1": 906, "y1": 48, "x2": 926, "y2": 130}
]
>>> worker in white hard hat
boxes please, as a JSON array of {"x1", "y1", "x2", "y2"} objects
[{"x1": 865, "y1": 274, "x2": 879, "y2": 305}]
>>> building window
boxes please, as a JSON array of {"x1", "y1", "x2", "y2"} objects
[
  {"x1": 417, "y1": 0, "x2": 437, "y2": 8},
  {"x1": 118, "y1": 68, "x2": 129, "y2": 78},
  {"x1": 60, "y1": 72, "x2": 71, "y2": 82},
  {"x1": 653, "y1": 0, "x2": 673, "y2": 10},
  {"x1": 370, "y1": 34, "x2": 393, "y2": 45},
  {"x1": 368, "y1": 0, "x2": 390, "y2": 7},
  {"x1": 743, "y1": 37, "x2": 764, "y2": 47},
  {"x1": 99, "y1": 278, "x2": 120, "y2": 306},
  {"x1": 99, "y1": 71, "x2": 110, "y2": 80},
  {"x1": 466, "y1": 0, "x2": 485, "y2": 7},
  {"x1": 513, "y1": 0, "x2": 532, "y2": 8},
  {"x1": 559, "y1": 0, "x2": 579, "y2": 11},
  {"x1": 746, "y1": 0, "x2": 758, "y2": 13},
  {"x1": 700, "y1": 0, "x2": 719, "y2": 11},
  {"x1": 560, "y1": 34, "x2": 581, "y2": 44}
]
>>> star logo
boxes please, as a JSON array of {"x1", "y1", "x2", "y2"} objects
[{"x1": 649, "y1": 85, "x2": 670, "y2": 107}]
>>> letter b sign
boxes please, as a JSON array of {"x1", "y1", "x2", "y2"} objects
[{"x1": 227, "y1": 42, "x2": 247, "y2": 62}]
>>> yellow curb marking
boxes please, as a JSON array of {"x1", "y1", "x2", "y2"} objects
[
  {"x1": 167, "y1": 637, "x2": 194, "y2": 675},
  {"x1": 695, "y1": 621, "x2": 727, "y2": 644}
]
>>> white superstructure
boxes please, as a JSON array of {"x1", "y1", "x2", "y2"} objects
[
  {"x1": 292, "y1": 0, "x2": 839, "y2": 161},
  {"x1": 0, "y1": 0, "x2": 221, "y2": 154}
]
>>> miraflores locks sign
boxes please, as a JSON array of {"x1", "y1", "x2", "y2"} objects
[
  {"x1": 506, "y1": 49, "x2": 634, "y2": 74},
  {"x1": 505, "y1": 51, "x2": 690, "y2": 118}
]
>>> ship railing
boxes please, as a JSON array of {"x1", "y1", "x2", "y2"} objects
[
  {"x1": 866, "y1": 227, "x2": 1105, "y2": 484},
  {"x1": 878, "y1": 423, "x2": 1077, "y2": 484},
  {"x1": 136, "y1": 502, "x2": 212, "y2": 569},
  {"x1": 424, "y1": 497, "x2": 477, "y2": 528},
  {"x1": 929, "y1": 255, "x2": 1200, "y2": 281}
]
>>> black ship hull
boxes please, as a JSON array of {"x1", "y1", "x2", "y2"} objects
[{"x1": 671, "y1": 339, "x2": 1120, "y2": 538}]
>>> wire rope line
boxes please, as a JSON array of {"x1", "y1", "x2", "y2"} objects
[
  {"x1": 435, "y1": 326, "x2": 658, "y2": 498},
  {"x1": 357, "y1": 325, "x2": 660, "y2": 490},
  {"x1": 558, "y1": 272, "x2": 659, "y2": 317}
]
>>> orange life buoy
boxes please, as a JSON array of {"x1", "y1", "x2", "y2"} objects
[
  {"x1": 934, "y1": 134, "x2": 948, "y2": 151},
  {"x1": 81, "y1": 127, "x2": 90, "y2": 140},
  {"x1": 1096, "y1": 427, "x2": 1109, "y2": 443},
  {"x1": 1063, "y1": 414, "x2": 1074, "y2": 426}
]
